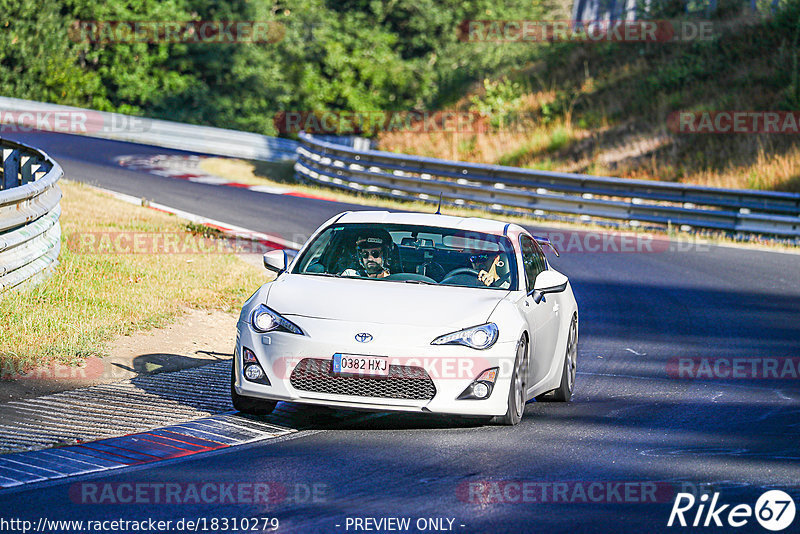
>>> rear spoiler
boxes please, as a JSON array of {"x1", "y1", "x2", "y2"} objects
[{"x1": 534, "y1": 236, "x2": 560, "y2": 257}]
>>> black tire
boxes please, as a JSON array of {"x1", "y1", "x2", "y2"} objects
[
  {"x1": 230, "y1": 360, "x2": 278, "y2": 415},
  {"x1": 491, "y1": 336, "x2": 528, "y2": 426},
  {"x1": 541, "y1": 315, "x2": 578, "y2": 403}
]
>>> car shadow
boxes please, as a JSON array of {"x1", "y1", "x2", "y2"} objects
[
  {"x1": 118, "y1": 350, "x2": 230, "y2": 376},
  {"x1": 259, "y1": 402, "x2": 492, "y2": 431}
]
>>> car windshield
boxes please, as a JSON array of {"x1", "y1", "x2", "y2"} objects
[{"x1": 292, "y1": 223, "x2": 518, "y2": 290}]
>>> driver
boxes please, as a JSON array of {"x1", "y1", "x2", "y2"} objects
[
  {"x1": 341, "y1": 231, "x2": 392, "y2": 279},
  {"x1": 470, "y1": 253, "x2": 503, "y2": 286}
]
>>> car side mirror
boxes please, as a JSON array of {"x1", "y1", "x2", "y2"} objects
[
  {"x1": 263, "y1": 249, "x2": 296, "y2": 274},
  {"x1": 529, "y1": 270, "x2": 568, "y2": 304}
]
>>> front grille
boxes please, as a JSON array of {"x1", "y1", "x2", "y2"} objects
[{"x1": 289, "y1": 358, "x2": 436, "y2": 400}]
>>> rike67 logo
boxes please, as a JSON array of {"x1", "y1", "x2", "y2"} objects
[{"x1": 668, "y1": 490, "x2": 796, "y2": 531}]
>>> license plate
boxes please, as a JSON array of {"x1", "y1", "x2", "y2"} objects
[{"x1": 332, "y1": 353, "x2": 390, "y2": 377}]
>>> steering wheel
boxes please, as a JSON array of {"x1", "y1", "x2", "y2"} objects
[
  {"x1": 418, "y1": 261, "x2": 446, "y2": 281},
  {"x1": 440, "y1": 268, "x2": 480, "y2": 286},
  {"x1": 441, "y1": 267, "x2": 513, "y2": 288},
  {"x1": 443, "y1": 267, "x2": 479, "y2": 279}
]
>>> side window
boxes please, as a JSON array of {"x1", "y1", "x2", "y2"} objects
[
  {"x1": 519, "y1": 235, "x2": 546, "y2": 291},
  {"x1": 534, "y1": 242, "x2": 547, "y2": 273}
]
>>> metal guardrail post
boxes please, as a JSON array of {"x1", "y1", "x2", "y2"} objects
[
  {"x1": 20, "y1": 155, "x2": 39, "y2": 184},
  {"x1": 2, "y1": 150, "x2": 20, "y2": 190}
]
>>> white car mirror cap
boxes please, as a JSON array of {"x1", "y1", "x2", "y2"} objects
[
  {"x1": 530, "y1": 271, "x2": 568, "y2": 302},
  {"x1": 263, "y1": 249, "x2": 288, "y2": 273},
  {"x1": 532, "y1": 271, "x2": 568, "y2": 293}
]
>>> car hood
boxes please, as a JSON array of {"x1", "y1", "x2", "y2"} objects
[{"x1": 265, "y1": 274, "x2": 509, "y2": 328}]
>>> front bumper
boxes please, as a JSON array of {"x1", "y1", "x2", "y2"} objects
[{"x1": 233, "y1": 317, "x2": 518, "y2": 417}]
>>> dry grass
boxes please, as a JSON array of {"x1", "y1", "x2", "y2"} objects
[
  {"x1": 199, "y1": 158, "x2": 267, "y2": 185},
  {"x1": 378, "y1": 92, "x2": 800, "y2": 193},
  {"x1": 379, "y1": 119, "x2": 587, "y2": 169},
  {"x1": 199, "y1": 158, "x2": 294, "y2": 186},
  {"x1": 675, "y1": 145, "x2": 800, "y2": 191},
  {"x1": 376, "y1": 8, "x2": 800, "y2": 193},
  {"x1": 0, "y1": 181, "x2": 265, "y2": 368}
]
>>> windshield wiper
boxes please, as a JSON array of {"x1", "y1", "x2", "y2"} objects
[
  {"x1": 304, "y1": 272, "x2": 340, "y2": 278},
  {"x1": 401, "y1": 279, "x2": 436, "y2": 285}
]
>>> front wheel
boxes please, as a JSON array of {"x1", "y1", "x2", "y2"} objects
[
  {"x1": 491, "y1": 336, "x2": 528, "y2": 425},
  {"x1": 230, "y1": 360, "x2": 278, "y2": 415},
  {"x1": 550, "y1": 315, "x2": 578, "y2": 402}
]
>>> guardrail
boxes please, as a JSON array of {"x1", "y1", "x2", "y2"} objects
[
  {"x1": 295, "y1": 133, "x2": 800, "y2": 238},
  {"x1": 3, "y1": 97, "x2": 798, "y2": 237},
  {"x1": 0, "y1": 138, "x2": 62, "y2": 293},
  {"x1": 0, "y1": 97, "x2": 299, "y2": 162}
]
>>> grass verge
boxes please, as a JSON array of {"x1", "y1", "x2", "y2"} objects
[
  {"x1": 199, "y1": 159, "x2": 296, "y2": 186},
  {"x1": 0, "y1": 181, "x2": 265, "y2": 369}
]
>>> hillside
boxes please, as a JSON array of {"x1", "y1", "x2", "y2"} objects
[
  {"x1": 378, "y1": 1, "x2": 800, "y2": 192},
  {"x1": 2, "y1": 0, "x2": 798, "y2": 192}
]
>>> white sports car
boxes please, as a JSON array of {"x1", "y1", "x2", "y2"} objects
[{"x1": 231, "y1": 211, "x2": 578, "y2": 425}]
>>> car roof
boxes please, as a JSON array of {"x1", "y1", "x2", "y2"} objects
[{"x1": 333, "y1": 210, "x2": 521, "y2": 236}]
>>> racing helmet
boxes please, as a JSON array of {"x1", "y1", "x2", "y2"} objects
[{"x1": 353, "y1": 228, "x2": 394, "y2": 273}]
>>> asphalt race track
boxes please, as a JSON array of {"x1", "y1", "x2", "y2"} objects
[{"x1": 1, "y1": 131, "x2": 799, "y2": 533}]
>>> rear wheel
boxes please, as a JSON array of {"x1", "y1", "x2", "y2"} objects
[
  {"x1": 230, "y1": 360, "x2": 278, "y2": 415},
  {"x1": 549, "y1": 316, "x2": 578, "y2": 402},
  {"x1": 491, "y1": 336, "x2": 528, "y2": 425}
]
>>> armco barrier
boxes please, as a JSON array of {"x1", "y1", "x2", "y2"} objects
[
  {"x1": 0, "y1": 96, "x2": 298, "y2": 162},
  {"x1": 0, "y1": 138, "x2": 62, "y2": 293},
  {"x1": 295, "y1": 133, "x2": 800, "y2": 237}
]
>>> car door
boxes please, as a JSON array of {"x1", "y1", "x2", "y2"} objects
[{"x1": 518, "y1": 234, "x2": 560, "y2": 390}]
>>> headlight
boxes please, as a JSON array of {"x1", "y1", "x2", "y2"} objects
[
  {"x1": 431, "y1": 323, "x2": 498, "y2": 350},
  {"x1": 251, "y1": 304, "x2": 304, "y2": 335}
]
